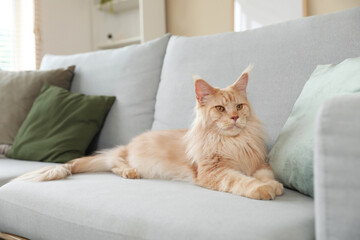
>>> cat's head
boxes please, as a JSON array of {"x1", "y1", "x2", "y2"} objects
[{"x1": 193, "y1": 66, "x2": 253, "y2": 137}]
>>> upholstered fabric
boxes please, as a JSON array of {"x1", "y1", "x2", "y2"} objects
[
  {"x1": 40, "y1": 35, "x2": 170, "y2": 150},
  {"x1": 269, "y1": 57, "x2": 360, "y2": 196},
  {"x1": 0, "y1": 159, "x2": 57, "y2": 187},
  {"x1": 153, "y1": 8, "x2": 360, "y2": 149},
  {"x1": 0, "y1": 66, "x2": 75, "y2": 145},
  {"x1": 6, "y1": 84, "x2": 115, "y2": 163},
  {"x1": 0, "y1": 144, "x2": 11, "y2": 158},
  {"x1": 314, "y1": 94, "x2": 360, "y2": 240},
  {"x1": 0, "y1": 173, "x2": 314, "y2": 240}
]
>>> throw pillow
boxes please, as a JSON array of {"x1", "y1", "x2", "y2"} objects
[
  {"x1": 0, "y1": 144, "x2": 11, "y2": 158},
  {"x1": 0, "y1": 66, "x2": 75, "y2": 149},
  {"x1": 6, "y1": 84, "x2": 115, "y2": 163},
  {"x1": 269, "y1": 57, "x2": 360, "y2": 196}
]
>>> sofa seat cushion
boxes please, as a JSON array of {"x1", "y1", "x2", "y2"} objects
[
  {"x1": 0, "y1": 159, "x2": 57, "y2": 187},
  {"x1": 0, "y1": 173, "x2": 314, "y2": 240}
]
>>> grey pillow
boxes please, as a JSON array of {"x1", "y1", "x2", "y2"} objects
[
  {"x1": 40, "y1": 34, "x2": 170, "y2": 149},
  {"x1": 0, "y1": 66, "x2": 75, "y2": 146}
]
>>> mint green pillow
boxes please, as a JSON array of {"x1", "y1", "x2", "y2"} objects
[
  {"x1": 269, "y1": 57, "x2": 360, "y2": 197},
  {"x1": 6, "y1": 84, "x2": 115, "y2": 163}
]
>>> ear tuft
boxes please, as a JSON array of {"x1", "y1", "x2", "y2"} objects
[
  {"x1": 233, "y1": 64, "x2": 253, "y2": 93},
  {"x1": 243, "y1": 64, "x2": 254, "y2": 74},
  {"x1": 192, "y1": 74, "x2": 202, "y2": 82}
]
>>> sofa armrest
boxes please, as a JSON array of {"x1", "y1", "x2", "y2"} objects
[{"x1": 314, "y1": 94, "x2": 360, "y2": 240}]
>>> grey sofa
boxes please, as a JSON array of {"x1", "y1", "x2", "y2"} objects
[{"x1": 1, "y1": 7, "x2": 360, "y2": 240}]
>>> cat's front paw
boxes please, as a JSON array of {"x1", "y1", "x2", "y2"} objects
[
  {"x1": 112, "y1": 167, "x2": 141, "y2": 179},
  {"x1": 248, "y1": 183, "x2": 276, "y2": 200},
  {"x1": 267, "y1": 180, "x2": 284, "y2": 196},
  {"x1": 123, "y1": 168, "x2": 141, "y2": 179}
]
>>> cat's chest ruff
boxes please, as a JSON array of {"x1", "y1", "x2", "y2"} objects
[
  {"x1": 210, "y1": 137, "x2": 246, "y2": 158},
  {"x1": 213, "y1": 137, "x2": 256, "y2": 168}
]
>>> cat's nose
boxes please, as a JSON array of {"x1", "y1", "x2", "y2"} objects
[{"x1": 231, "y1": 116, "x2": 239, "y2": 122}]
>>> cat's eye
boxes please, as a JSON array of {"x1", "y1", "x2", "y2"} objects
[
  {"x1": 236, "y1": 104, "x2": 244, "y2": 110},
  {"x1": 215, "y1": 105, "x2": 225, "y2": 112}
]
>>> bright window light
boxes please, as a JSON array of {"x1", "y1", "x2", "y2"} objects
[
  {"x1": 234, "y1": 0, "x2": 304, "y2": 32},
  {"x1": 0, "y1": 0, "x2": 35, "y2": 70}
]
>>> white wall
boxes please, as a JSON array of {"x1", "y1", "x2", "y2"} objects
[
  {"x1": 165, "y1": 0, "x2": 233, "y2": 36},
  {"x1": 308, "y1": 0, "x2": 360, "y2": 15},
  {"x1": 39, "y1": 0, "x2": 93, "y2": 58}
]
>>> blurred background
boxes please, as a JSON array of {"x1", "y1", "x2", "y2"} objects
[{"x1": 1, "y1": 0, "x2": 359, "y2": 71}]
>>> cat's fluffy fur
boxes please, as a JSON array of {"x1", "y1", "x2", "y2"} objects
[{"x1": 15, "y1": 66, "x2": 283, "y2": 200}]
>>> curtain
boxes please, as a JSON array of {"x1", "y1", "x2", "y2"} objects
[
  {"x1": 0, "y1": 0, "x2": 36, "y2": 70},
  {"x1": 34, "y1": 0, "x2": 41, "y2": 69}
]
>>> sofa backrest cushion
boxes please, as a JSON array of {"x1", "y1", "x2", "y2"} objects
[
  {"x1": 152, "y1": 8, "x2": 360, "y2": 148},
  {"x1": 41, "y1": 34, "x2": 170, "y2": 150}
]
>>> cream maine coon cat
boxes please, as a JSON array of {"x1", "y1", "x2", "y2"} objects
[{"x1": 16, "y1": 66, "x2": 283, "y2": 200}]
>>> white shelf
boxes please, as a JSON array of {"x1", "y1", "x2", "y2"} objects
[
  {"x1": 92, "y1": 0, "x2": 166, "y2": 50},
  {"x1": 98, "y1": 36, "x2": 141, "y2": 49},
  {"x1": 96, "y1": 0, "x2": 139, "y2": 13}
]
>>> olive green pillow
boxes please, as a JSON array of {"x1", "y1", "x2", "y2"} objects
[
  {"x1": 6, "y1": 84, "x2": 115, "y2": 163},
  {"x1": 0, "y1": 66, "x2": 75, "y2": 147}
]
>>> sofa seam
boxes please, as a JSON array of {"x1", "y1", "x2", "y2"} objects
[{"x1": 320, "y1": 106, "x2": 329, "y2": 240}]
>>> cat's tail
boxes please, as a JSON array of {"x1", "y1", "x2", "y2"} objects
[{"x1": 13, "y1": 146, "x2": 128, "y2": 182}]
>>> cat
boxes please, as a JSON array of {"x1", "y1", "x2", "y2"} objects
[{"x1": 15, "y1": 66, "x2": 283, "y2": 200}]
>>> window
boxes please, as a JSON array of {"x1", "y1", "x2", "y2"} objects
[
  {"x1": 234, "y1": 0, "x2": 305, "y2": 32},
  {"x1": 0, "y1": 0, "x2": 35, "y2": 70}
]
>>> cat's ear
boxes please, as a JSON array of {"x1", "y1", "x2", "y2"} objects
[
  {"x1": 193, "y1": 75, "x2": 216, "y2": 105},
  {"x1": 232, "y1": 65, "x2": 253, "y2": 93}
]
